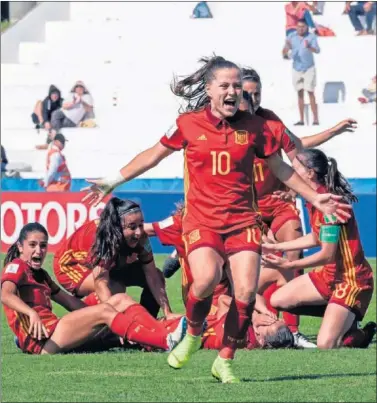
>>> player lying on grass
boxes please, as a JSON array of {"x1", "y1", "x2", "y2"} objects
[
  {"x1": 54, "y1": 197, "x2": 178, "y2": 319},
  {"x1": 1, "y1": 222, "x2": 186, "y2": 355},
  {"x1": 262, "y1": 149, "x2": 375, "y2": 349}
]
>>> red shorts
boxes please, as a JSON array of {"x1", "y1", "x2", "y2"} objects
[
  {"x1": 183, "y1": 225, "x2": 263, "y2": 258},
  {"x1": 53, "y1": 250, "x2": 92, "y2": 295},
  {"x1": 259, "y1": 200, "x2": 301, "y2": 236},
  {"x1": 16, "y1": 307, "x2": 60, "y2": 355},
  {"x1": 309, "y1": 268, "x2": 374, "y2": 321}
]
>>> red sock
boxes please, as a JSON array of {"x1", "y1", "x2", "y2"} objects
[
  {"x1": 263, "y1": 283, "x2": 279, "y2": 315},
  {"x1": 110, "y1": 305, "x2": 168, "y2": 350},
  {"x1": 282, "y1": 311, "x2": 299, "y2": 333},
  {"x1": 186, "y1": 288, "x2": 212, "y2": 336},
  {"x1": 220, "y1": 298, "x2": 254, "y2": 359}
]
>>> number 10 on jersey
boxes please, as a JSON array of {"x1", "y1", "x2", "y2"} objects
[{"x1": 211, "y1": 151, "x2": 231, "y2": 176}]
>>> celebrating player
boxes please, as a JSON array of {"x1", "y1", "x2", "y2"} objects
[
  {"x1": 240, "y1": 67, "x2": 357, "y2": 348},
  {"x1": 53, "y1": 197, "x2": 175, "y2": 319},
  {"x1": 82, "y1": 56, "x2": 351, "y2": 383},
  {"x1": 262, "y1": 149, "x2": 374, "y2": 349},
  {"x1": 1, "y1": 223, "x2": 186, "y2": 355}
]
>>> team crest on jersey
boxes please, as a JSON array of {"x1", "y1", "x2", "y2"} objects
[
  {"x1": 5, "y1": 263, "x2": 19, "y2": 274},
  {"x1": 234, "y1": 130, "x2": 248, "y2": 145},
  {"x1": 165, "y1": 123, "x2": 178, "y2": 139},
  {"x1": 188, "y1": 229, "x2": 201, "y2": 244}
]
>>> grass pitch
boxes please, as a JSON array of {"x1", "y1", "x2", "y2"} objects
[{"x1": 1, "y1": 255, "x2": 376, "y2": 402}]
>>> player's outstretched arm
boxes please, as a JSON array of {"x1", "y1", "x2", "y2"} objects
[
  {"x1": 81, "y1": 142, "x2": 175, "y2": 206},
  {"x1": 262, "y1": 233, "x2": 318, "y2": 254},
  {"x1": 266, "y1": 153, "x2": 351, "y2": 222},
  {"x1": 263, "y1": 239, "x2": 338, "y2": 271},
  {"x1": 299, "y1": 119, "x2": 357, "y2": 150}
]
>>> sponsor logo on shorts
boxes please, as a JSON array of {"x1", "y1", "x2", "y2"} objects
[
  {"x1": 234, "y1": 130, "x2": 249, "y2": 145},
  {"x1": 5, "y1": 263, "x2": 19, "y2": 274},
  {"x1": 197, "y1": 134, "x2": 207, "y2": 141},
  {"x1": 188, "y1": 229, "x2": 201, "y2": 244}
]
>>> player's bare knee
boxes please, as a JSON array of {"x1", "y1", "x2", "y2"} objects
[
  {"x1": 317, "y1": 335, "x2": 337, "y2": 350},
  {"x1": 100, "y1": 302, "x2": 117, "y2": 323},
  {"x1": 107, "y1": 293, "x2": 135, "y2": 312}
]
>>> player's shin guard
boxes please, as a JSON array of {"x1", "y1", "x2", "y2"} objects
[
  {"x1": 282, "y1": 311, "x2": 299, "y2": 333},
  {"x1": 110, "y1": 305, "x2": 169, "y2": 350},
  {"x1": 220, "y1": 298, "x2": 254, "y2": 359},
  {"x1": 185, "y1": 288, "x2": 212, "y2": 336}
]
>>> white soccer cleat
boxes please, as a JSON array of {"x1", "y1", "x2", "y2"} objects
[
  {"x1": 166, "y1": 316, "x2": 187, "y2": 352},
  {"x1": 293, "y1": 332, "x2": 317, "y2": 349}
]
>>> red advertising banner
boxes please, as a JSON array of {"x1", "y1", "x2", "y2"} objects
[{"x1": 1, "y1": 192, "x2": 108, "y2": 252}]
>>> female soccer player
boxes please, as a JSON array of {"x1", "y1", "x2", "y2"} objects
[
  {"x1": 1, "y1": 223, "x2": 186, "y2": 355},
  {"x1": 262, "y1": 149, "x2": 374, "y2": 349},
  {"x1": 240, "y1": 67, "x2": 357, "y2": 348},
  {"x1": 82, "y1": 56, "x2": 351, "y2": 382},
  {"x1": 54, "y1": 197, "x2": 175, "y2": 319}
]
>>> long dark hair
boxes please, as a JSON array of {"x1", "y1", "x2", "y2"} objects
[
  {"x1": 171, "y1": 55, "x2": 240, "y2": 114},
  {"x1": 4, "y1": 223, "x2": 49, "y2": 266},
  {"x1": 90, "y1": 197, "x2": 142, "y2": 268},
  {"x1": 298, "y1": 149, "x2": 358, "y2": 203}
]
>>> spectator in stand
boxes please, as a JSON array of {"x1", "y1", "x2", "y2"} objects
[
  {"x1": 358, "y1": 75, "x2": 376, "y2": 104},
  {"x1": 51, "y1": 81, "x2": 94, "y2": 130},
  {"x1": 31, "y1": 85, "x2": 63, "y2": 131},
  {"x1": 40, "y1": 133, "x2": 71, "y2": 192},
  {"x1": 190, "y1": 1, "x2": 213, "y2": 18},
  {"x1": 285, "y1": 2, "x2": 318, "y2": 36},
  {"x1": 344, "y1": 1, "x2": 377, "y2": 35},
  {"x1": 283, "y1": 19, "x2": 320, "y2": 125}
]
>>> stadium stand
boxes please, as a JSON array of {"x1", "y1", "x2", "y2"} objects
[{"x1": 1, "y1": 1, "x2": 376, "y2": 180}]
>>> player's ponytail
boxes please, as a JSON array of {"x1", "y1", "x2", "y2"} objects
[
  {"x1": 90, "y1": 197, "x2": 141, "y2": 268},
  {"x1": 171, "y1": 55, "x2": 240, "y2": 114},
  {"x1": 297, "y1": 149, "x2": 358, "y2": 204},
  {"x1": 4, "y1": 223, "x2": 48, "y2": 266}
]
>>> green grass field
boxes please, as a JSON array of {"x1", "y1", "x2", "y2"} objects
[{"x1": 1, "y1": 255, "x2": 376, "y2": 402}]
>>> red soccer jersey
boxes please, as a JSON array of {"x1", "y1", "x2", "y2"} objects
[
  {"x1": 1, "y1": 258, "x2": 60, "y2": 338},
  {"x1": 56, "y1": 220, "x2": 153, "y2": 270},
  {"x1": 254, "y1": 108, "x2": 297, "y2": 208},
  {"x1": 160, "y1": 107, "x2": 279, "y2": 235},
  {"x1": 307, "y1": 186, "x2": 372, "y2": 284}
]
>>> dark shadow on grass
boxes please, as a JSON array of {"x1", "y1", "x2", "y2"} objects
[{"x1": 240, "y1": 372, "x2": 376, "y2": 383}]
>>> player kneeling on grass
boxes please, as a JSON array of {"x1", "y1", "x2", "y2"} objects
[
  {"x1": 262, "y1": 149, "x2": 375, "y2": 349},
  {"x1": 1, "y1": 223, "x2": 186, "y2": 355}
]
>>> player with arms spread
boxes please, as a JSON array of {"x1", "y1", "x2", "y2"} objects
[
  {"x1": 82, "y1": 56, "x2": 351, "y2": 382},
  {"x1": 262, "y1": 149, "x2": 374, "y2": 349},
  {"x1": 1, "y1": 223, "x2": 186, "y2": 355}
]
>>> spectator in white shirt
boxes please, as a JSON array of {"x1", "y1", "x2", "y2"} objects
[{"x1": 51, "y1": 81, "x2": 94, "y2": 130}]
